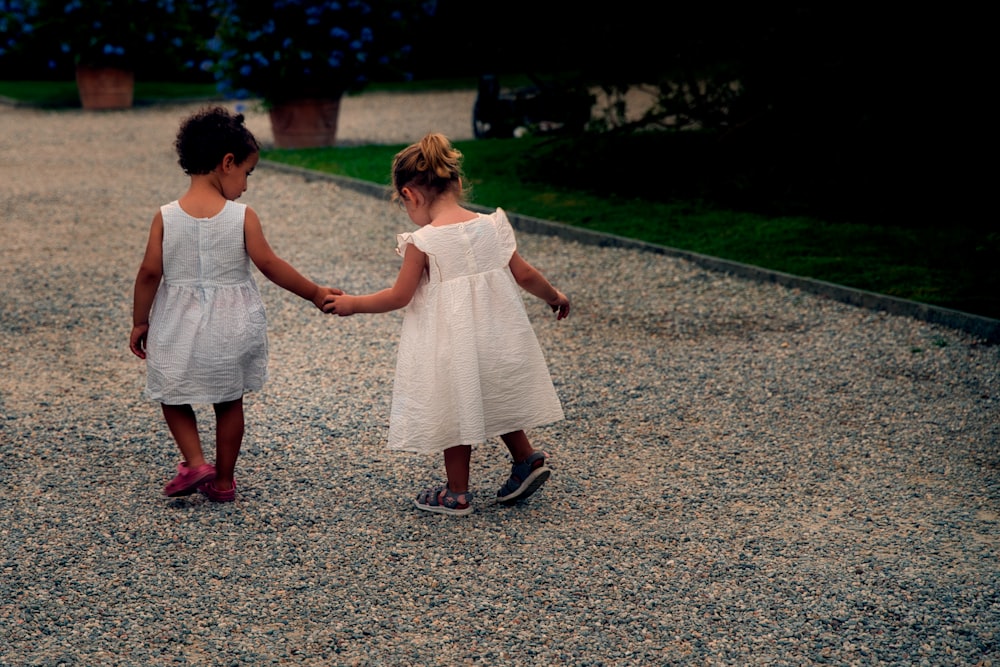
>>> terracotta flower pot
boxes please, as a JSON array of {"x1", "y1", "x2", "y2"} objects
[
  {"x1": 268, "y1": 97, "x2": 343, "y2": 148},
  {"x1": 75, "y1": 65, "x2": 135, "y2": 110}
]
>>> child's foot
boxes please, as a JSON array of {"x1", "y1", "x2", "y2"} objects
[
  {"x1": 163, "y1": 462, "x2": 216, "y2": 497},
  {"x1": 198, "y1": 479, "x2": 236, "y2": 503},
  {"x1": 497, "y1": 452, "x2": 551, "y2": 505},
  {"x1": 414, "y1": 485, "x2": 473, "y2": 516}
]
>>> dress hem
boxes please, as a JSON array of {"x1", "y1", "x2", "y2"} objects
[
  {"x1": 386, "y1": 415, "x2": 564, "y2": 455},
  {"x1": 143, "y1": 388, "x2": 257, "y2": 405}
]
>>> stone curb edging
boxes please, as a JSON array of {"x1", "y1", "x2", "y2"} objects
[{"x1": 261, "y1": 159, "x2": 1000, "y2": 344}]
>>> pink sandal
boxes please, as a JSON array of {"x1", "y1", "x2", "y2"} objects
[
  {"x1": 163, "y1": 462, "x2": 216, "y2": 497},
  {"x1": 198, "y1": 479, "x2": 237, "y2": 503}
]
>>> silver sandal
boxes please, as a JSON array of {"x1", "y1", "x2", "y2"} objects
[{"x1": 414, "y1": 485, "x2": 474, "y2": 516}]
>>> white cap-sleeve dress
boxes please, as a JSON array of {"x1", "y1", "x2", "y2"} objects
[{"x1": 388, "y1": 208, "x2": 564, "y2": 454}]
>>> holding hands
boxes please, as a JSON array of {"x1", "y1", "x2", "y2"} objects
[
  {"x1": 312, "y1": 286, "x2": 344, "y2": 310},
  {"x1": 323, "y1": 293, "x2": 356, "y2": 316},
  {"x1": 322, "y1": 290, "x2": 568, "y2": 320}
]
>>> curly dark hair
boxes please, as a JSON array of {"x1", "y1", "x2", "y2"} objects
[{"x1": 174, "y1": 106, "x2": 260, "y2": 175}]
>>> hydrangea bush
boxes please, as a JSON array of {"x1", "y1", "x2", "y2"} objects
[
  {"x1": 202, "y1": 0, "x2": 437, "y2": 105},
  {"x1": 0, "y1": 0, "x2": 210, "y2": 72}
]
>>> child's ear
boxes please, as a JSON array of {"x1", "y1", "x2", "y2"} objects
[{"x1": 221, "y1": 153, "x2": 236, "y2": 171}]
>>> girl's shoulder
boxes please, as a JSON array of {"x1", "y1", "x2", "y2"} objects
[
  {"x1": 425, "y1": 208, "x2": 505, "y2": 231},
  {"x1": 413, "y1": 208, "x2": 512, "y2": 237},
  {"x1": 464, "y1": 207, "x2": 506, "y2": 226},
  {"x1": 484, "y1": 207, "x2": 514, "y2": 235},
  {"x1": 218, "y1": 200, "x2": 248, "y2": 225},
  {"x1": 396, "y1": 230, "x2": 422, "y2": 258},
  {"x1": 225, "y1": 200, "x2": 248, "y2": 216},
  {"x1": 479, "y1": 207, "x2": 510, "y2": 229},
  {"x1": 160, "y1": 199, "x2": 181, "y2": 216},
  {"x1": 162, "y1": 199, "x2": 246, "y2": 222}
]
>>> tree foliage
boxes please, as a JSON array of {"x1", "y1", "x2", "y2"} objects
[{"x1": 414, "y1": 2, "x2": 974, "y2": 225}]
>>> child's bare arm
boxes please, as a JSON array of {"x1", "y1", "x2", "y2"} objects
[
  {"x1": 243, "y1": 207, "x2": 339, "y2": 308},
  {"x1": 323, "y1": 245, "x2": 426, "y2": 316},
  {"x1": 130, "y1": 212, "x2": 165, "y2": 358},
  {"x1": 508, "y1": 252, "x2": 570, "y2": 319}
]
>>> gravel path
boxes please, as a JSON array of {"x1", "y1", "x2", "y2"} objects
[{"x1": 1, "y1": 91, "x2": 998, "y2": 666}]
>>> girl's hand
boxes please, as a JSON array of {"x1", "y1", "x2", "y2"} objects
[
  {"x1": 323, "y1": 293, "x2": 356, "y2": 316},
  {"x1": 312, "y1": 285, "x2": 343, "y2": 310},
  {"x1": 130, "y1": 323, "x2": 149, "y2": 359},
  {"x1": 548, "y1": 291, "x2": 570, "y2": 320}
]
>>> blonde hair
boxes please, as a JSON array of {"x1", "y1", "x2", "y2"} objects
[{"x1": 391, "y1": 133, "x2": 468, "y2": 204}]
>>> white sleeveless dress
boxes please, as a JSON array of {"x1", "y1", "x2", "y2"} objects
[
  {"x1": 388, "y1": 208, "x2": 564, "y2": 454},
  {"x1": 144, "y1": 200, "x2": 268, "y2": 404}
]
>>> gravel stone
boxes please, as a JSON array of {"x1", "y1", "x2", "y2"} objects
[{"x1": 0, "y1": 91, "x2": 997, "y2": 666}]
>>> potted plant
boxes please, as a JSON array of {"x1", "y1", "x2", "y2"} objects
[
  {"x1": 202, "y1": 0, "x2": 437, "y2": 148},
  {"x1": 0, "y1": 0, "x2": 212, "y2": 109}
]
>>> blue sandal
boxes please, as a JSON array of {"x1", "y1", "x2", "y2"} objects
[
  {"x1": 497, "y1": 451, "x2": 551, "y2": 505},
  {"x1": 414, "y1": 485, "x2": 474, "y2": 516}
]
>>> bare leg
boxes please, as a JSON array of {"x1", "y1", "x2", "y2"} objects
[
  {"x1": 443, "y1": 444, "x2": 472, "y2": 493},
  {"x1": 500, "y1": 430, "x2": 534, "y2": 463},
  {"x1": 161, "y1": 403, "x2": 207, "y2": 467},
  {"x1": 212, "y1": 398, "x2": 244, "y2": 491},
  {"x1": 414, "y1": 444, "x2": 473, "y2": 515}
]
